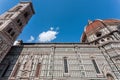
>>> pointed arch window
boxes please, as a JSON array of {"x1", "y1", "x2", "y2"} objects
[
  {"x1": 7, "y1": 28, "x2": 13, "y2": 33},
  {"x1": 35, "y1": 63, "x2": 41, "y2": 77},
  {"x1": 91, "y1": 59, "x2": 100, "y2": 74},
  {"x1": 10, "y1": 31, "x2": 15, "y2": 37},
  {"x1": 63, "y1": 57, "x2": 68, "y2": 73},
  {"x1": 24, "y1": 12, "x2": 29, "y2": 18}
]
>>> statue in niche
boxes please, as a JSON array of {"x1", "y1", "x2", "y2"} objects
[{"x1": 21, "y1": 55, "x2": 33, "y2": 78}]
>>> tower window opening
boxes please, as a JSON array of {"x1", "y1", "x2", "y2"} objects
[
  {"x1": 35, "y1": 63, "x2": 41, "y2": 77},
  {"x1": 11, "y1": 31, "x2": 15, "y2": 37},
  {"x1": 24, "y1": 12, "x2": 29, "y2": 18},
  {"x1": 19, "y1": 22, "x2": 22, "y2": 26},
  {"x1": 17, "y1": 19, "x2": 20, "y2": 23},
  {"x1": 96, "y1": 32, "x2": 102, "y2": 37},
  {"x1": 7, "y1": 28, "x2": 13, "y2": 33},
  {"x1": 63, "y1": 57, "x2": 68, "y2": 73},
  {"x1": 91, "y1": 59, "x2": 100, "y2": 74}
]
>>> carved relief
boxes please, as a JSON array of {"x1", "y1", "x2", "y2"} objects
[{"x1": 21, "y1": 56, "x2": 33, "y2": 78}]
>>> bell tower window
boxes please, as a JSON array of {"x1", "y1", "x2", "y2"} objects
[
  {"x1": 24, "y1": 12, "x2": 29, "y2": 18},
  {"x1": 7, "y1": 28, "x2": 13, "y2": 33},
  {"x1": 19, "y1": 22, "x2": 22, "y2": 26},
  {"x1": 7, "y1": 28, "x2": 15, "y2": 37},
  {"x1": 11, "y1": 32, "x2": 15, "y2": 37},
  {"x1": 17, "y1": 19, "x2": 22, "y2": 27},
  {"x1": 63, "y1": 57, "x2": 68, "y2": 73},
  {"x1": 17, "y1": 19, "x2": 20, "y2": 23}
]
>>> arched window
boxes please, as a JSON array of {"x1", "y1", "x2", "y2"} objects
[
  {"x1": 35, "y1": 63, "x2": 41, "y2": 77},
  {"x1": 63, "y1": 57, "x2": 68, "y2": 73},
  {"x1": 17, "y1": 19, "x2": 22, "y2": 27},
  {"x1": 91, "y1": 59, "x2": 100, "y2": 74},
  {"x1": 11, "y1": 31, "x2": 15, "y2": 37},
  {"x1": 19, "y1": 22, "x2": 22, "y2": 26},
  {"x1": 24, "y1": 12, "x2": 29, "y2": 18},
  {"x1": 7, "y1": 28, "x2": 13, "y2": 33},
  {"x1": 106, "y1": 74, "x2": 115, "y2": 80}
]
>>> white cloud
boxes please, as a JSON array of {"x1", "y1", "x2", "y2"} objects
[
  {"x1": 38, "y1": 28, "x2": 58, "y2": 42},
  {"x1": 27, "y1": 36, "x2": 35, "y2": 42}
]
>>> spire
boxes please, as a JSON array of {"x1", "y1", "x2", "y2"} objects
[{"x1": 88, "y1": 20, "x2": 93, "y2": 24}]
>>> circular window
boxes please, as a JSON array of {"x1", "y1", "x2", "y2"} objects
[
  {"x1": 101, "y1": 39, "x2": 104, "y2": 42},
  {"x1": 96, "y1": 32, "x2": 102, "y2": 37},
  {"x1": 107, "y1": 37, "x2": 110, "y2": 40}
]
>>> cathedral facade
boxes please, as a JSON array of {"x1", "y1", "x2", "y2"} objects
[{"x1": 0, "y1": 1, "x2": 120, "y2": 80}]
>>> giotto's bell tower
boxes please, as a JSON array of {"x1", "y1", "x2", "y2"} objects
[{"x1": 0, "y1": 1, "x2": 35, "y2": 62}]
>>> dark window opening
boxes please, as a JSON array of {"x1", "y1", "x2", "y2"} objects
[
  {"x1": 24, "y1": 12, "x2": 29, "y2": 18},
  {"x1": 19, "y1": 22, "x2": 22, "y2": 26},
  {"x1": 92, "y1": 59, "x2": 100, "y2": 74},
  {"x1": 11, "y1": 32, "x2": 15, "y2": 37},
  {"x1": 17, "y1": 19, "x2": 22, "y2": 26},
  {"x1": 107, "y1": 37, "x2": 110, "y2": 40},
  {"x1": 96, "y1": 32, "x2": 102, "y2": 37},
  {"x1": 17, "y1": 19, "x2": 20, "y2": 23},
  {"x1": 35, "y1": 63, "x2": 41, "y2": 77},
  {"x1": 7, "y1": 28, "x2": 13, "y2": 33},
  {"x1": 64, "y1": 57, "x2": 68, "y2": 73}
]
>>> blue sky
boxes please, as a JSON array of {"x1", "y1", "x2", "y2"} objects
[{"x1": 0, "y1": 0, "x2": 120, "y2": 43}]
